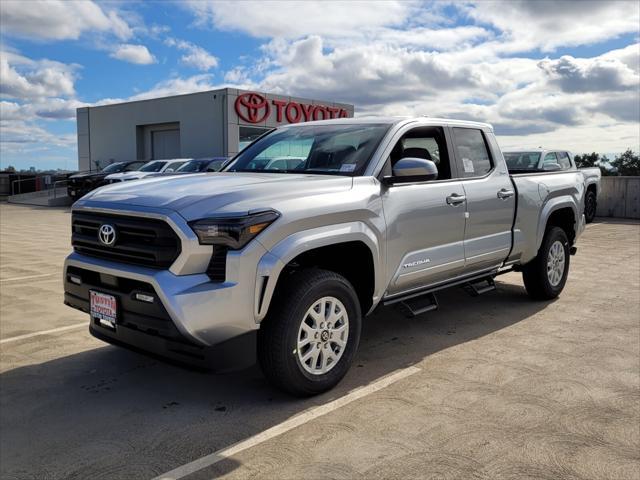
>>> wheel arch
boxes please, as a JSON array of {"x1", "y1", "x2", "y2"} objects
[
  {"x1": 255, "y1": 223, "x2": 383, "y2": 322},
  {"x1": 537, "y1": 199, "x2": 578, "y2": 252}
]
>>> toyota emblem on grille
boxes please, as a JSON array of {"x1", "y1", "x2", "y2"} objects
[{"x1": 98, "y1": 224, "x2": 117, "y2": 246}]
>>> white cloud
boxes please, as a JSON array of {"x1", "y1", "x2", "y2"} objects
[
  {"x1": 183, "y1": 0, "x2": 416, "y2": 39},
  {"x1": 128, "y1": 74, "x2": 219, "y2": 101},
  {"x1": 0, "y1": 51, "x2": 78, "y2": 99},
  {"x1": 538, "y1": 55, "x2": 639, "y2": 93},
  {"x1": 110, "y1": 44, "x2": 156, "y2": 65},
  {"x1": 165, "y1": 38, "x2": 218, "y2": 71},
  {"x1": 0, "y1": 0, "x2": 132, "y2": 41},
  {"x1": 465, "y1": 0, "x2": 640, "y2": 53}
]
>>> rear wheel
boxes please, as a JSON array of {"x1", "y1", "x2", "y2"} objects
[
  {"x1": 522, "y1": 227, "x2": 570, "y2": 300},
  {"x1": 258, "y1": 269, "x2": 362, "y2": 396},
  {"x1": 584, "y1": 190, "x2": 597, "y2": 223}
]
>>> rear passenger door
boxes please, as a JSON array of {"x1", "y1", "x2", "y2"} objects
[{"x1": 450, "y1": 127, "x2": 516, "y2": 273}]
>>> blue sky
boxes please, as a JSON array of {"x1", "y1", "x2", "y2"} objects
[{"x1": 1, "y1": 0, "x2": 639, "y2": 170}]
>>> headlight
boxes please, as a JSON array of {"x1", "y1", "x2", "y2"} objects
[{"x1": 189, "y1": 210, "x2": 280, "y2": 249}]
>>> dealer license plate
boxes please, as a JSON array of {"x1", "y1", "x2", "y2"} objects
[{"x1": 90, "y1": 290, "x2": 118, "y2": 330}]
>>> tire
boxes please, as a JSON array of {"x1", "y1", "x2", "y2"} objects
[
  {"x1": 584, "y1": 190, "x2": 597, "y2": 224},
  {"x1": 258, "y1": 268, "x2": 362, "y2": 396},
  {"x1": 522, "y1": 227, "x2": 570, "y2": 300}
]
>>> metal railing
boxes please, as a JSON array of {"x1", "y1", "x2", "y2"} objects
[
  {"x1": 49, "y1": 180, "x2": 69, "y2": 199},
  {"x1": 10, "y1": 176, "x2": 70, "y2": 197},
  {"x1": 10, "y1": 178, "x2": 36, "y2": 196}
]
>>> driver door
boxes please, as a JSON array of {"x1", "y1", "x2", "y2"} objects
[{"x1": 381, "y1": 126, "x2": 466, "y2": 296}]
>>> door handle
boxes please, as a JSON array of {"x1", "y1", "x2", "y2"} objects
[
  {"x1": 446, "y1": 193, "x2": 466, "y2": 206},
  {"x1": 497, "y1": 188, "x2": 515, "y2": 200}
]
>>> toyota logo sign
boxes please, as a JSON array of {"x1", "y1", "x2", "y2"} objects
[
  {"x1": 235, "y1": 93, "x2": 270, "y2": 123},
  {"x1": 234, "y1": 91, "x2": 351, "y2": 125},
  {"x1": 98, "y1": 224, "x2": 117, "y2": 247}
]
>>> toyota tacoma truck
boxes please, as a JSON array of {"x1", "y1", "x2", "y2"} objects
[{"x1": 64, "y1": 117, "x2": 587, "y2": 396}]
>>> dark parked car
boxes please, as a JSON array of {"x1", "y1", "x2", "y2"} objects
[{"x1": 67, "y1": 161, "x2": 146, "y2": 200}]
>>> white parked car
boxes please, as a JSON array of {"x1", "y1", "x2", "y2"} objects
[{"x1": 105, "y1": 159, "x2": 189, "y2": 183}]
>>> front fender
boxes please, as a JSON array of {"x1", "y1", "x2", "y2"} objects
[{"x1": 254, "y1": 222, "x2": 383, "y2": 322}]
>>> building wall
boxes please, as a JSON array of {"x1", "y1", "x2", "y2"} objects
[
  {"x1": 78, "y1": 90, "x2": 227, "y2": 171},
  {"x1": 224, "y1": 89, "x2": 355, "y2": 156},
  {"x1": 77, "y1": 88, "x2": 355, "y2": 171}
]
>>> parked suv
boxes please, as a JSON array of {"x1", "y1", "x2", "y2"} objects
[{"x1": 64, "y1": 118, "x2": 589, "y2": 395}]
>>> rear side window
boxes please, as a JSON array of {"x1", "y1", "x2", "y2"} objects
[
  {"x1": 557, "y1": 151, "x2": 572, "y2": 170},
  {"x1": 452, "y1": 128, "x2": 493, "y2": 178},
  {"x1": 543, "y1": 152, "x2": 559, "y2": 168}
]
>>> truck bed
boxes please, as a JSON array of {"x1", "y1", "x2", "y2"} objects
[{"x1": 507, "y1": 170, "x2": 586, "y2": 265}]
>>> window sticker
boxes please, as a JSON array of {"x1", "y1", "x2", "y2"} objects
[
  {"x1": 339, "y1": 163, "x2": 356, "y2": 172},
  {"x1": 462, "y1": 157, "x2": 475, "y2": 173}
]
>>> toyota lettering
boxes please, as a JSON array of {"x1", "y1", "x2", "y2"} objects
[{"x1": 234, "y1": 92, "x2": 349, "y2": 125}]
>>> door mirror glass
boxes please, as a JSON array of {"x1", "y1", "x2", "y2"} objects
[
  {"x1": 542, "y1": 163, "x2": 561, "y2": 171},
  {"x1": 385, "y1": 157, "x2": 439, "y2": 184}
]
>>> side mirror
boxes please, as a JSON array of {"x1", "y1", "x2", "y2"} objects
[
  {"x1": 384, "y1": 157, "x2": 438, "y2": 185},
  {"x1": 542, "y1": 163, "x2": 561, "y2": 171},
  {"x1": 165, "y1": 168, "x2": 174, "y2": 173}
]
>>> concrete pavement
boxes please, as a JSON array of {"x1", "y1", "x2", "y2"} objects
[{"x1": 1, "y1": 204, "x2": 638, "y2": 479}]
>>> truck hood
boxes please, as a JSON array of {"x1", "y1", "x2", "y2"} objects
[{"x1": 78, "y1": 172, "x2": 353, "y2": 220}]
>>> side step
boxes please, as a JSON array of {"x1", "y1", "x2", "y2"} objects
[
  {"x1": 462, "y1": 277, "x2": 496, "y2": 297},
  {"x1": 397, "y1": 293, "x2": 438, "y2": 318}
]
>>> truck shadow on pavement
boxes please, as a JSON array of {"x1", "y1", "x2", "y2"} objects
[{"x1": 0, "y1": 280, "x2": 553, "y2": 480}]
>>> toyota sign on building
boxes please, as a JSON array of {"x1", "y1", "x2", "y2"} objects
[{"x1": 76, "y1": 89, "x2": 354, "y2": 171}]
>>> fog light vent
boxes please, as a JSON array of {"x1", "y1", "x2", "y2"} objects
[{"x1": 135, "y1": 293, "x2": 155, "y2": 303}]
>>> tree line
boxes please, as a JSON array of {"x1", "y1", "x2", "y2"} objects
[{"x1": 574, "y1": 149, "x2": 639, "y2": 176}]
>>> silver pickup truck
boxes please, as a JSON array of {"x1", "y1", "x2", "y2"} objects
[{"x1": 64, "y1": 117, "x2": 588, "y2": 395}]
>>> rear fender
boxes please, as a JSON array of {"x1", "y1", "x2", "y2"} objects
[{"x1": 536, "y1": 197, "x2": 578, "y2": 252}]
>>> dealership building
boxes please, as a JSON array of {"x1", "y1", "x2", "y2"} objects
[{"x1": 76, "y1": 89, "x2": 355, "y2": 171}]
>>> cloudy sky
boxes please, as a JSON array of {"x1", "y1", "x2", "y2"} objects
[{"x1": 1, "y1": 0, "x2": 639, "y2": 170}]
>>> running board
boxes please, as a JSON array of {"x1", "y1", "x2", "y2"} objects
[
  {"x1": 396, "y1": 293, "x2": 438, "y2": 318},
  {"x1": 462, "y1": 277, "x2": 496, "y2": 297}
]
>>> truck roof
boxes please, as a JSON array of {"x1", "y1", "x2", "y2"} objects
[
  {"x1": 277, "y1": 116, "x2": 493, "y2": 131},
  {"x1": 502, "y1": 147, "x2": 566, "y2": 153}
]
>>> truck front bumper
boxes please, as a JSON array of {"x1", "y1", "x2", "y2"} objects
[{"x1": 63, "y1": 251, "x2": 263, "y2": 371}]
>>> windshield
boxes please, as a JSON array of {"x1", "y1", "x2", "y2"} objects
[
  {"x1": 140, "y1": 161, "x2": 166, "y2": 172},
  {"x1": 226, "y1": 124, "x2": 390, "y2": 175},
  {"x1": 102, "y1": 162, "x2": 126, "y2": 173},
  {"x1": 504, "y1": 152, "x2": 541, "y2": 171}
]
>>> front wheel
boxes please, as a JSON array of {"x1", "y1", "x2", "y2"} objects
[
  {"x1": 258, "y1": 269, "x2": 362, "y2": 396},
  {"x1": 584, "y1": 190, "x2": 597, "y2": 223},
  {"x1": 522, "y1": 227, "x2": 570, "y2": 300}
]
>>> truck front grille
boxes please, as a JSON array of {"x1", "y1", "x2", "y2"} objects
[{"x1": 72, "y1": 212, "x2": 181, "y2": 268}]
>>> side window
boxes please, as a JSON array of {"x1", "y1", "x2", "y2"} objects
[
  {"x1": 452, "y1": 128, "x2": 493, "y2": 178},
  {"x1": 557, "y1": 151, "x2": 572, "y2": 170},
  {"x1": 543, "y1": 152, "x2": 559, "y2": 168},
  {"x1": 387, "y1": 126, "x2": 451, "y2": 180}
]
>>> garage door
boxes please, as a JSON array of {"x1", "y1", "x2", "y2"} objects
[{"x1": 152, "y1": 129, "x2": 180, "y2": 159}]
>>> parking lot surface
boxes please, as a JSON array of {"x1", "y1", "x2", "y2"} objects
[{"x1": 1, "y1": 203, "x2": 639, "y2": 480}]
